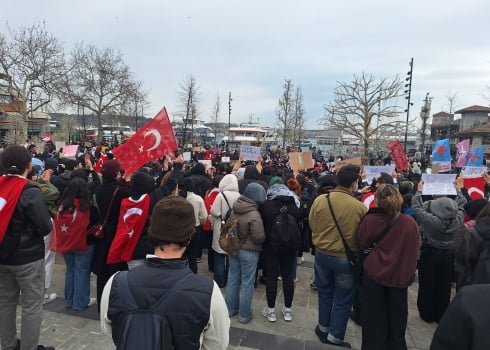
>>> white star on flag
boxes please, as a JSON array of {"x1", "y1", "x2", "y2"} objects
[
  {"x1": 60, "y1": 224, "x2": 69, "y2": 232},
  {"x1": 138, "y1": 145, "x2": 144, "y2": 153}
]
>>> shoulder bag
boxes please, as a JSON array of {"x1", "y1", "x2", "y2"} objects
[{"x1": 88, "y1": 187, "x2": 119, "y2": 239}]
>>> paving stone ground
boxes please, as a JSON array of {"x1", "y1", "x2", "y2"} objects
[{"x1": 10, "y1": 253, "x2": 437, "y2": 350}]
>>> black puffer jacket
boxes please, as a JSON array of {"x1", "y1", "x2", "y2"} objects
[{"x1": 0, "y1": 183, "x2": 53, "y2": 265}]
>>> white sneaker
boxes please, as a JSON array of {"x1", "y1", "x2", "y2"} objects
[
  {"x1": 282, "y1": 307, "x2": 293, "y2": 322},
  {"x1": 87, "y1": 297, "x2": 97, "y2": 307},
  {"x1": 297, "y1": 256, "x2": 304, "y2": 265},
  {"x1": 293, "y1": 277, "x2": 299, "y2": 283},
  {"x1": 43, "y1": 293, "x2": 57, "y2": 304},
  {"x1": 261, "y1": 307, "x2": 276, "y2": 322}
]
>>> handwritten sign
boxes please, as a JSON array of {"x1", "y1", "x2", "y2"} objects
[
  {"x1": 461, "y1": 166, "x2": 487, "y2": 177},
  {"x1": 62, "y1": 144, "x2": 78, "y2": 158},
  {"x1": 198, "y1": 160, "x2": 212, "y2": 168},
  {"x1": 421, "y1": 174, "x2": 457, "y2": 195},
  {"x1": 221, "y1": 156, "x2": 230, "y2": 163},
  {"x1": 182, "y1": 152, "x2": 191, "y2": 161},
  {"x1": 432, "y1": 161, "x2": 451, "y2": 173},
  {"x1": 363, "y1": 165, "x2": 395, "y2": 184},
  {"x1": 239, "y1": 145, "x2": 261, "y2": 161}
]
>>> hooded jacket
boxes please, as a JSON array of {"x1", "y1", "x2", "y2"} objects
[
  {"x1": 412, "y1": 192, "x2": 466, "y2": 249},
  {"x1": 210, "y1": 174, "x2": 241, "y2": 254},
  {"x1": 232, "y1": 196, "x2": 265, "y2": 252}
]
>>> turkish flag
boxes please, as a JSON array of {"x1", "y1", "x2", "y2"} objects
[
  {"x1": 388, "y1": 140, "x2": 409, "y2": 171},
  {"x1": 50, "y1": 198, "x2": 90, "y2": 253},
  {"x1": 361, "y1": 192, "x2": 376, "y2": 209},
  {"x1": 94, "y1": 153, "x2": 108, "y2": 173},
  {"x1": 107, "y1": 193, "x2": 150, "y2": 264},
  {"x1": 464, "y1": 176, "x2": 486, "y2": 200},
  {"x1": 111, "y1": 107, "x2": 178, "y2": 176},
  {"x1": 0, "y1": 175, "x2": 28, "y2": 243}
]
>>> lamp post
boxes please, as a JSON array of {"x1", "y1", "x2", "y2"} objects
[
  {"x1": 227, "y1": 91, "x2": 232, "y2": 151},
  {"x1": 403, "y1": 58, "x2": 414, "y2": 153}
]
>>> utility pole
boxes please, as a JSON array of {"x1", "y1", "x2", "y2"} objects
[
  {"x1": 403, "y1": 58, "x2": 414, "y2": 153},
  {"x1": 420, "y1": 92, "x2": 432, "y2": 156},
  {"x1": 227, "y1": 91, "x2": 232, "y2": 150}
]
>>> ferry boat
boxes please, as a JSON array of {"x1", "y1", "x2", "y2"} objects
[{"x1": 222, "y1": 124, "x2": 268, "y2": 148}]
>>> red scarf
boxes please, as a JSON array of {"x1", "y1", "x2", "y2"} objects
[
  {"x1": 107, "y1": 193, "x2": 150, "y2": 264},
  {"x1": 0, "y1": 175, "x2": 28, "y2": 243},
  {"x1": 50, "y1": 198, "x2": 90, "y2": 253}
]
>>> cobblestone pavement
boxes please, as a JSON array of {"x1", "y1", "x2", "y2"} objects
[{"x1": 18, "y1": 253, "x2": 437, "y2": 350}]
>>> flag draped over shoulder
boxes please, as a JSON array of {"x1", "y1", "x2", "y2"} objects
[
  {"x1": 107, "y1": 194, "x2": 150, "y2": 264},
  {"x1": 467, "y1": 146, "x2": 484, "y2": 166},
  {"x1": 0, "y1": 175, "x2": 28, "y2": 243},
  {"x1": 361, "y1": 192, "x2": 376, "y2": 209},
  {"x1": 50, "y1": 199, "x2": 90, "y2": 253},
  {"x1": 111, "y1": 107, "x2": 178, "y2": 176},
  {"x1": 455, "y1": 139, "x2": 470, "y2": 167},
  {"x1": 432, "y1": 139, "x2": 451, "y2": 162}
]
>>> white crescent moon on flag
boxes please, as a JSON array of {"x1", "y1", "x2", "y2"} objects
[
  {"x1": 72, "y1": 208, "x2": 77, "y2": 223},
  {"x1": 363, "y1": 194, "x2": 375, "y2": 209},
  {"x1": 0, "y1": 197, "x2": 6, "y2": 211},
  {"x1": 123, "y1": 208, "x2": 143, "y2": 226},
  {"x1": 468, "y1": 187, "x2": 485, "y2": 198},
  {"x1": 143, "y1": 129, "x2": 162, "y2": 151}
]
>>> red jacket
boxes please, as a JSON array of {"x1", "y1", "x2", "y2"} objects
[
  {"x1": 202, "y1": 188, "x2": 220, "y2": 231},
  {"x1": 358, "y1": 208, "x2": 421, "y2": 288}
]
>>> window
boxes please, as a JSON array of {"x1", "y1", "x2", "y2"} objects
[{"x1": 0, "y1": 94, "x2": 12, "y2": 104}]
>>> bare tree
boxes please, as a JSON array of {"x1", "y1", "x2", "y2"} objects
[
  {"x1": 444, "y1": 90, "x2": 458, "y2": 114},
  {"x1": 177, "y1": 75, "x2": 200, "y2": 148},
  {"x1": 276, "y1": 78, "x2": 294, "y2": 148},
  {"x1": 210, "y1": 93, "x2": 220, "y2": 146},
  {"x1": 60, "y1": 43, "x2": 141, "y2": 141},
  {"x1": 59, "y1": 115, "x2": 78, "y2": 143},
  {"x1": 321, "y1": 73, "x2": 403, "y2": 159},
  {"x1": 291, "y1": 85, "x2": 305, "y2": 147},
  {"x1": 0, "y1": 22, "x2": 65, "y2": 135}
]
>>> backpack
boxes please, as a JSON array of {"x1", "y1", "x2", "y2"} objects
[
  {"x1": 114, "y1": 271, "x2": 184, "y2": 350},
  {"x1": 269, "y1": 204, "x2": 300, "y2": 252},
  {"x1": 218, "y1": 193, "x2": 240, "y2": 255}
]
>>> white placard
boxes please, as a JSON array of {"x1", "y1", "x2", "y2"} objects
[
  {"x1": 221, "y1": 156, "x2": 230, "y2": 163},
  {"x1": 182, "y1": 152, "x2": 191, "y2": 161},
  {"x1": 363, "y1": 165, "x2": 395, "y2": 184},
  {"x1": 239, "y1": 145, "x2": 261, "y2": 161},
  {"x1": 432, "y1": 161, "x2": 451, "y2": 173},
  {"x1": 461, "y1": 166, "x2": 487, "y2": 177},
  {"x1": 198, "y1": 160, "x2": 212, "y2": 168},
  {"x1": 62, "y1": 144, "x2": 78, "y2": 158},
  {"x1": 421, "y1": 174, "x2": 457, "y2": 195}
]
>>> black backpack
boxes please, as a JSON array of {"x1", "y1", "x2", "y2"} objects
[
  {"x1": 269, "y1": 204, "x2": 300, "y2": 252},
  {"x1": 114, "y1": 271, "x2": 190, "y2": 350}
]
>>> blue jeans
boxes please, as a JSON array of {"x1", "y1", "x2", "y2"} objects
[
  {"x1": 63, "y1": 244, "x2": 95, "y2": 309},
  {"x1": 225, "y1": 249, "x2": 260, "y2": 321},
  {"x1": 315, "y1": 251, "x2": 356, "y2": 342},
  {"x1": 213, "y1": 250, "x2": 228, "y2": 288}
]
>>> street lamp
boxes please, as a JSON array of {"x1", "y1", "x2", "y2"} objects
[
  {"x1": 227, "y1": 91, "x2": 232, "y2": 151},
  {"x1": 403, "y1": 58, "x2": 414, "y2": 153}
]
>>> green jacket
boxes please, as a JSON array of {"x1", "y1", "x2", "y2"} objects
[
  {"x1": 309, "y1": 186, "x2": 367, "y2": 257},
  {"x1": 33, "y1": 180, "x2": 60, "y2": 217}
]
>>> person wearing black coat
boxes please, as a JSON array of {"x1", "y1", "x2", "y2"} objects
[
  {"x1": 189, "y1": 162, "x2": 211, "y2": 199},
  {"x1": 259, "y1": 177, "x2": 301, "y2": 322},
  {"x1": 238, "y1": 165, "x2": 268, "y2": 194},
  {"x1": 92, "y1": 160, "x2": 131, "y2": 311}
]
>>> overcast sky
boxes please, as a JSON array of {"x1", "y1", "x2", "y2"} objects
[{"x1": 3, "y1": 0, "x2": 490, "y2": 129}]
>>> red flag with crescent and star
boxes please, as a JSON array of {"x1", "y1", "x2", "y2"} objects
[
  {"x1": 361, "y1": 192, "x2": 376, "y2": 209},
  {"x1": 464, "y1": 176, "x2": 486, "y2": 200},
  {"x1": 107, "y1": 193, "x2": 150, "y2": 264},
  {"x1": 50, "y1": 198, "x2": 90, "y2": 253},
  {"x1": 111, "y1": 107, "x2": 178, "y2": 176},
  {"x1": 0, "y1": 175, "x2": 28, "y2": 243}
]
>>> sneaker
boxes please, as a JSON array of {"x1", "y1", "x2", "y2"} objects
[
  {"x1": 293, "y1": 277, "x2": 298, "y2": 283},
  {"x1": 239, "y1": 316, "x2": 251, "y2": 324},
  {"x1": 297, "y1": 256, "x2": 304, "y2": 265},
  {"x1": 282, "y1": 307, "x2": 293, "y2": 322},
  {"x1": 310, "y1": 282, "x2": 317, "y2": 290},
  {"x1": 43, "y1": 293, "x2": 57, "y2": 304},
  {"x1": 37, "y1": 346, "x2": 55, "y2": 350},
  {"x1": 73, "y1": 297, "x2": 96, "y2": 311},
  {"x1": 261, "y1": 306, "x2": 276, "y2": 322}
]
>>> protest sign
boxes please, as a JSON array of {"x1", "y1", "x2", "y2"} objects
[
  {"x1": 198, "y1": 160, "x2": 212, "y2": 168},
  {"x1": 289, "y1": 152, "x2": 315, "y2": 171},
  {"x1": 62, "y1": 144, "x2": 78, "y2": 158},
  {"x1": 182, "y1": 152, "x2": 191, "y2": 161},
  {"x1": 387, "y1": 140, "x2": 409, "y2": 171},
  {"x1": 432, "y1": 161, "x2": 451, "y2": 173},
  {"x1": 461, "y1": 166, "x2": 487, "y2": 177},
  {"x1": 301, "y1": 152, "x2": 315, "y2": 169},
  {"x1": 239, "y1": 145, "x2": 261, "y2": 161},
  {"x1": 421, "y1": 174, "x2": 457, "y2": 195},
  {"x1": 221, "y1": 156, "x2": 230, "y2": 163},
  {"x1": 363, "y1": 165, "x2": 395, "y2": 184},
  {"x1": 334, "y1": 157, "x2": 362, "y2": 171}
]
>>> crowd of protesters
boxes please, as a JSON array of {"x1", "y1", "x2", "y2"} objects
[{"x1": 1, "y1": 139, "x2": 490, "y2": 349}]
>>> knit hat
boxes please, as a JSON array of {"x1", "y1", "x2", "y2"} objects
[
  {"x1": 131, "y1": 172, "x2": 155, "y2": 196},
  {"x1": 269, "y1": 176, "x2": 284, "y2": 186},
  {"x1": 148, "y1": 196, "x2": 196, "y2": 243},
  {"x1": 243, "y1": 182, "x2": 266, "y2": 206},
  {"x1": 101, "y1": 159, "x2": 121, "y2": 178}
]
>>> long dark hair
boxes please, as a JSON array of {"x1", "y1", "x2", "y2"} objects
[{"x1": 59, "y1": 177, "x2": 91, "y2": 212}]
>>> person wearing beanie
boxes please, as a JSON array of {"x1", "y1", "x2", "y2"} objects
[
  {"x1": 190, "y1": 162, "x2": 212, "y2": 199},
  {"x1": 0, "y1": 145, "x2": 55, "y2": 350},
  {"x1": 101, "y1": 196, "x2": 230, "y2": 350},
  {"x1": 453, "y1": 201, "x2": 490, "y2": 291},
  {"x1": 92, "y1": 159, "x2": 131, "y2": 311},
  {"x1": 238, "y1": 165, "x2": 268, "y2": 194},
  {"x1": 412, "y1": 178, "x2": 466, "y2": 323},
  {"x1": 225, "y1": 183, "x2": 266, "y2": 324}
]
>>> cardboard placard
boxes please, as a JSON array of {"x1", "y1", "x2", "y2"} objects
[
  {"x1": 363, "y1": 165, "x2": 395, "y2": 184},
  {"x1": 289, "y1": 152, "x2": 315, "y2": 171},
  {"x1": 334, "y1": 157, "x2": 362, "y2": 171},
  {"x1": 421, "y1": 174, "x2": 457, "y2": 195}
]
